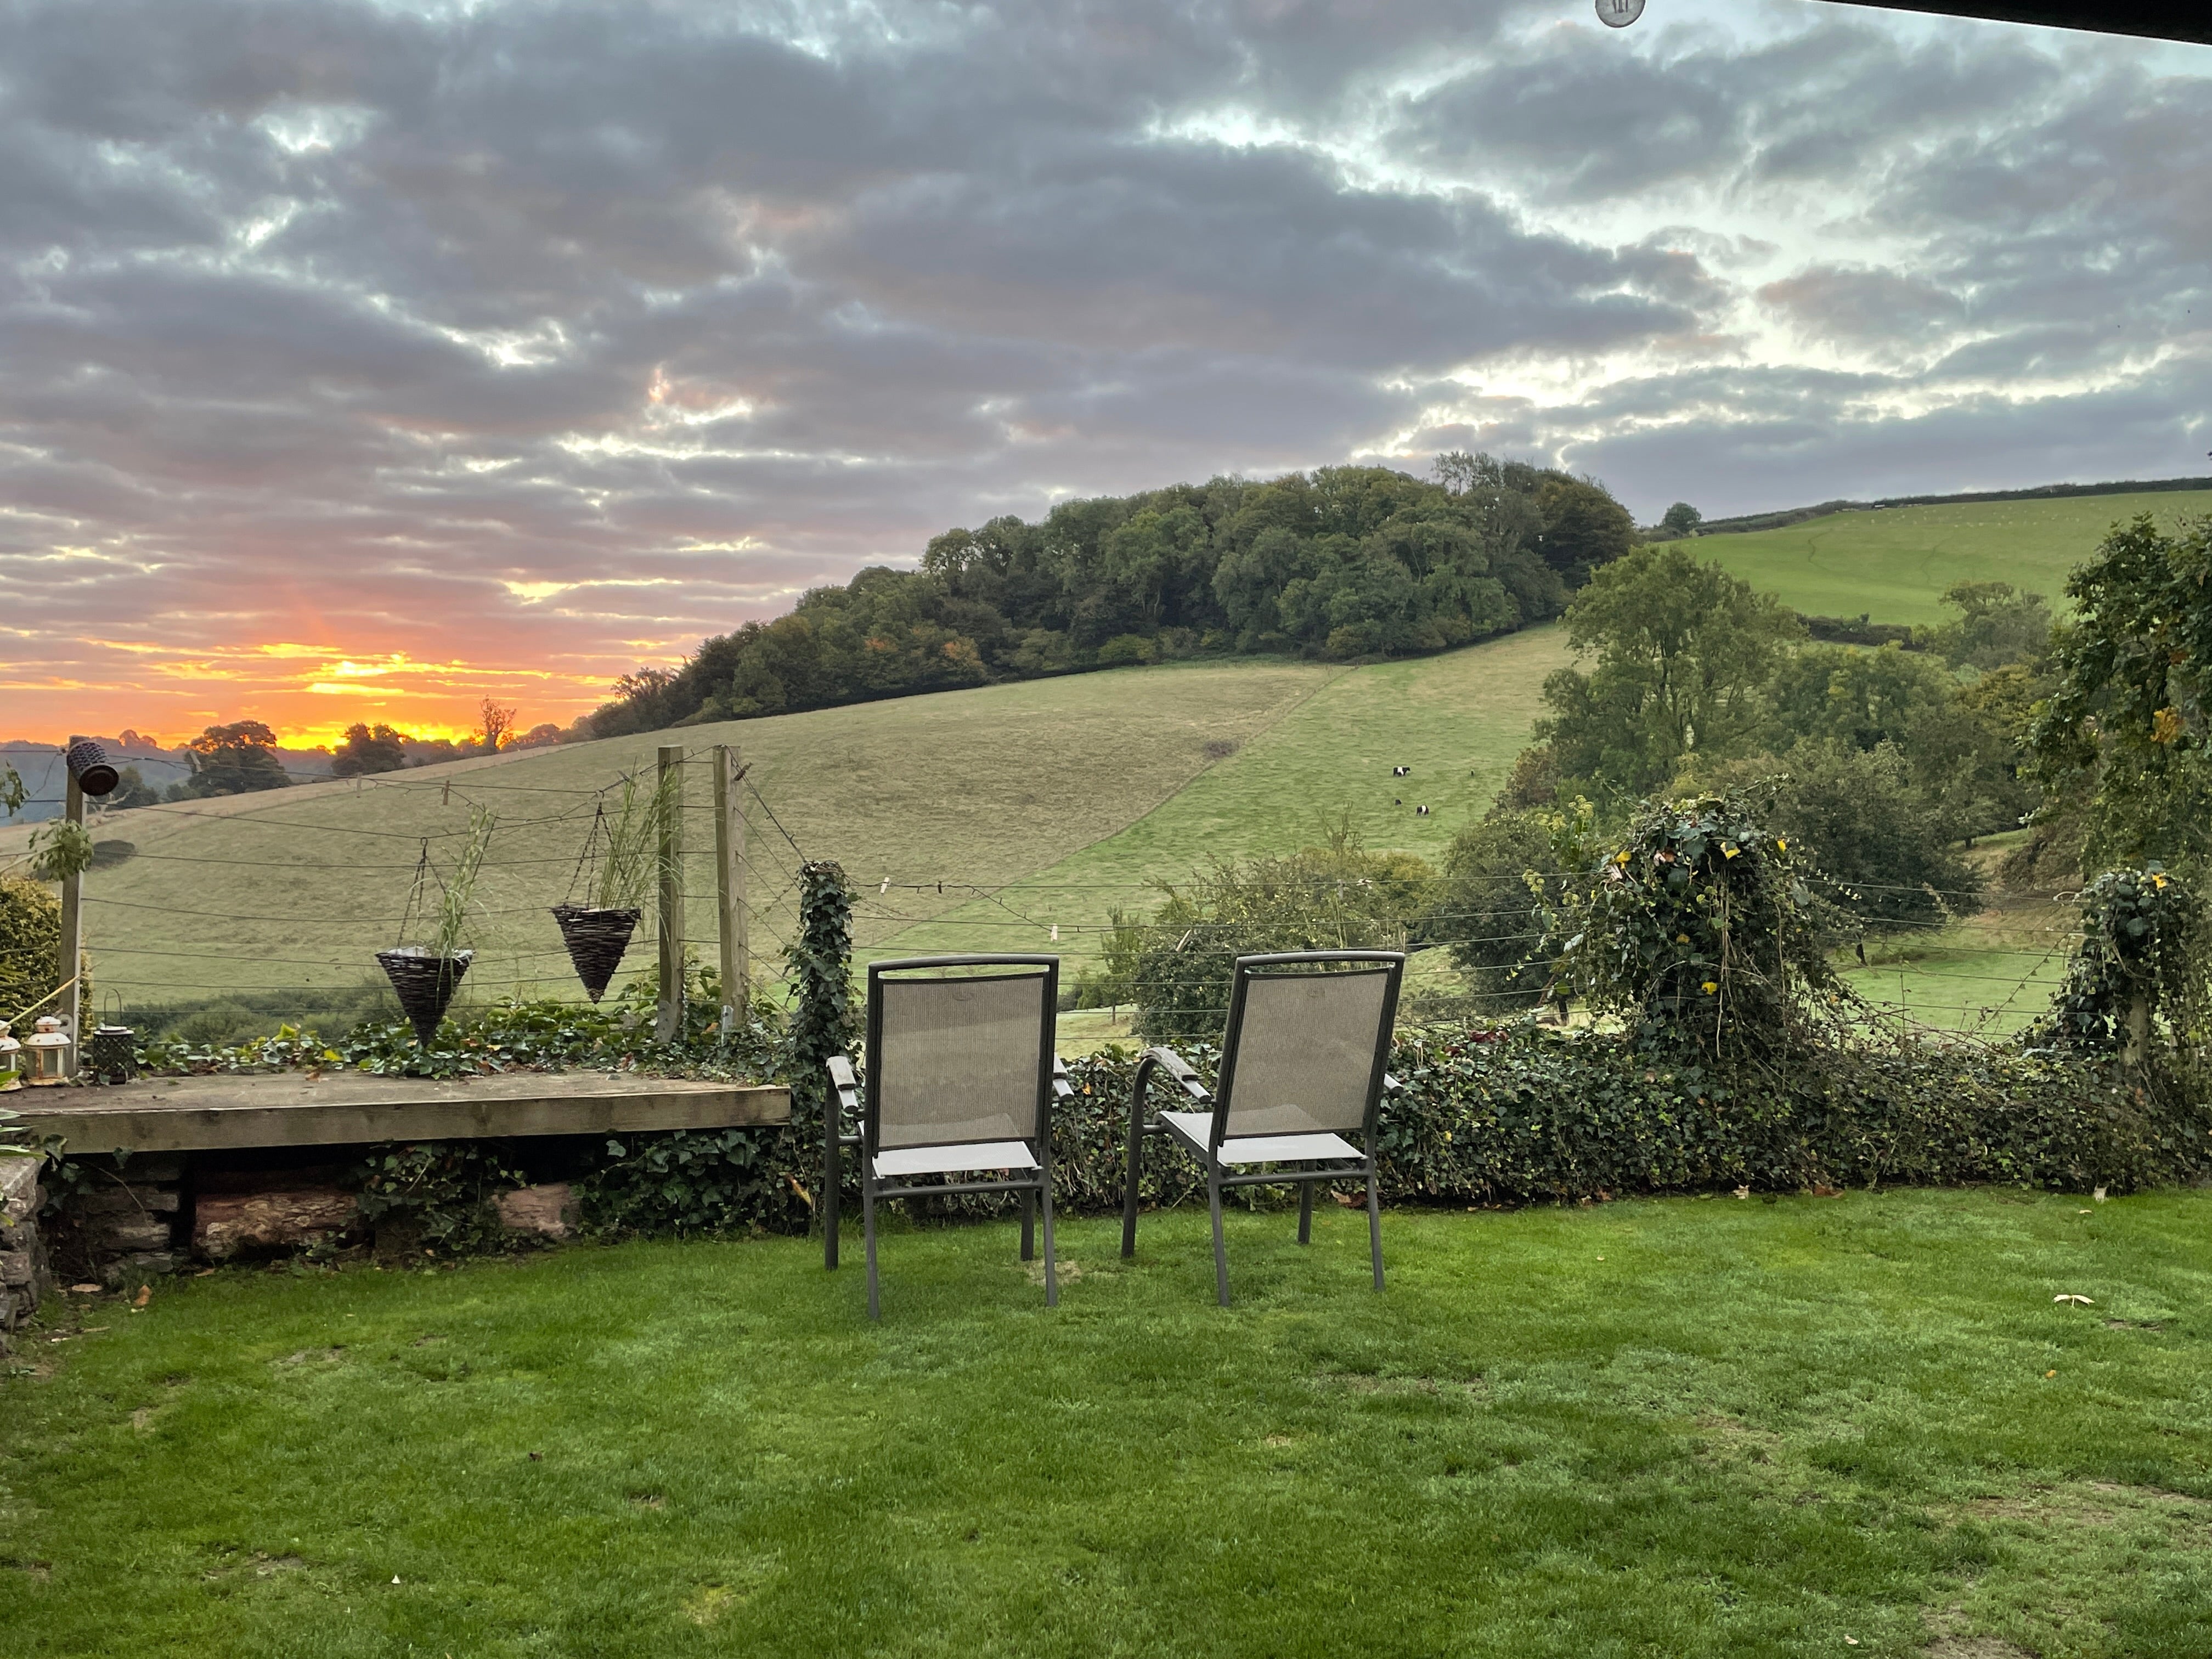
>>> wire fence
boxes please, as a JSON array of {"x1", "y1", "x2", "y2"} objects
[{"x1": 5, "y1": 739, "x2": 2084, "y2": 1042}]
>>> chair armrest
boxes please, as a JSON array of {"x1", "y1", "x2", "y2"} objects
[
  {"x1": 1052, "y1": 1055, "x2": 1077, "y2": 1099},
  {"x1": 1147, "y1": 1046, "x2": 1211, "y2": 1101},
  {"x1": 1383, "y1": 1072, "x2": 1403, "y2": 1094},
  {"x1": 825, "y1": 1054, "x2": 862, "y2": 1117}
]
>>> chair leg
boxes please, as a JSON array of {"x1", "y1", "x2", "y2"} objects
[
  {"x1": 1040, "y1": 1176, "x2": 1058, "y2": 1309},
  {"x1": 1020, "y1": 1189, "x2": 1035, "y2": 1262},
  {"x1": 1297, "y1": 1179, "x2": 1313, "y2": 1245},
  {"x1": 864, "y1": 1180, "x2": 881, "y2": 1321},
  {"x1": 1121, "y1": 1109, "x2": 1146, "y2": 1259},
  {"x1": 825, "y1": 1118, "x2": 840, "y2": 1272},
  {"x1": 1367, "y1": 1163, "x2": 1384, "y2": 1292},
  {"x1": 1209, "y1": 1170, "x2": 1230, "y2": 1307}
]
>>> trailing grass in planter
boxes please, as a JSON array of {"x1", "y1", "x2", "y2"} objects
[
  {"x1": 379, "y1": 808, "x2": 496, "y2": 1047},
  {"x1": 552, "y1": 770, "x2": 676, "y2": 1002}
]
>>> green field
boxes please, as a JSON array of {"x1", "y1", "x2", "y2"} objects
[
  {"x1": 7, "y1": 1191, "x2": 2209, "y2": 1657},
  {"x1": 1694, "y1": 489, "x2": 2212, "y2": 625},
  {"x1": 0, "y1": 634, "x2": 1568, "y2": 1014}
]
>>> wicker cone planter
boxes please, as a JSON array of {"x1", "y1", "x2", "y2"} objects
[
  {"x1": 551, "y1": 905, "x2": 641, "y2": 1003},
  {"x1": 376, "y1": 947, "x2": 474, "y2": 1047}
]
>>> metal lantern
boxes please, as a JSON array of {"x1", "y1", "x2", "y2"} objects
[
  {"x1": 65, "y1": 737, "x2": 119, "y2": 798},
  {"x1": 24, "y1": 1015, "x2": 71, "y2": 1086},
  {"x1": 87, "y1": 1021, "x2": 137, "y2": 1084},
  {"x1": 0, "y1": 1020, "x2": 19, "y2": 1090}
]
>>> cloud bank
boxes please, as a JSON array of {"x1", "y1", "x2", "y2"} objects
[{"x1": 0, "y1": 0, "x2": 2205, "y2": 740}]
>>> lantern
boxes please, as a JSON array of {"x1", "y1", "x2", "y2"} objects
[
  {"x1": 87, "y1": 1021, "x2": 137, "y2": 1084},
  {"x1": 0, "y1": 1020, "x2": 19, "y2": 1090},
  {"x1": 24, "y1": 1015, "x2": 71, "y2": 1085}
]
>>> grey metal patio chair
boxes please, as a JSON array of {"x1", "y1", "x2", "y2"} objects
[
  {"x1": 824, "y1": 954, "x2": 1074, "y2": 1320},
  {"x1": 1121, "y1": 950, "x2": 1404, "y2": 1306}
]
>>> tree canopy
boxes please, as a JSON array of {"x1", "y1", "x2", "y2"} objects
[
  {"x1": 170, "y1": 721, "x2": 289, "y2": 798},
  {"x1": 584, "y1": 458, "x2": 1631, "y2": 738}
]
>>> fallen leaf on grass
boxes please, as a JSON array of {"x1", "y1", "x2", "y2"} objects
[
  {"x1": 2093, "y1": 1186, "x2": 2108, "y2": 1203},
  {"x1": 2045, "y1": 1369, "x2": 2058, "y2": 1379},
  {"x1": 1732, "y1": 1186, "x2": 1751, "y2": 1200},
  {"x1": 133, "y1": 1284, "x2": 151, "y2": 1308},
  {"x1": 2054, "y1": 1294, "x2": 2094, "y2": 1306},
  {"x1": 67, "y1": 1283, "x2": 100, "y2": 1294}
]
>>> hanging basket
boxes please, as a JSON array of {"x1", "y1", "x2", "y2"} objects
[
  {"x1": 376, "y1": 947, "x2": 474, "y2": 1046},
  {"x1": 552, "y1": 904, "x2": 641, "y2": 1003}
]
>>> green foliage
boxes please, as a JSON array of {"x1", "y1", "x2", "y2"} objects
[
  {"x1": 169, "y1": 720, "x2": 290, "y2": 798},
  {"x1": 1922, "y1": 580, "x2": 2052, "y2": 671},
  {"x1": 1546, "y1": 791, "x2": 1844, "y2": 1062},
  {"x1": 1660, "y1": 501, "x2": 1702, "y2": 536},
  {"x1": 585, "y1": 769, "x2": 676, "y2": 911},
  {"x1": 580, "y1": 1126, "x2": 811, "y2": 1236},
  {"x1": 2030, "y1": 513, "x2": 2212, "y2": 874},
  {"x1": 26, "y1": 820, "x2": 95, "y2": 881},
  {"x1": 430, "y1": 807, "x2": 496, "y2": 959},
  {"x1": 0, "y1": 761, "x2": 22, "y2": 819},
  {"x1": 331, "y1": 722, "x2": 411, "y2": 777},
  {"x1": 785, "y1": 860, "x2": 856, "y2": 1142},
  {"x1": 0, "y1": 874, "x2": 63, "y2": 1022},
  {"x1": 352, "y1": 1141, "x2": 528, "y2": 1255},
  {"x1": 1681, "y1": 742, "x2": 1984, "y2": 936},
  {"x1": 585, "y1": 459, "x2": 1609, "y2": 737},
  {"x1": 2034, "y1": 866, "x2": 2208, "y2": 1056},
  {"x1": 1127, "y1": 828, "x2": 1435, "y2": 1041},
  {"x1": 1538, "y1": 546, "x2": 1804, "y2": 803},
  {"x1": 1433, "y1": 807, "x2": 1567, "y2": 1009}
]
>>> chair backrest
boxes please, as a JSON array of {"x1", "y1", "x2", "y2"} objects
[
  {"x1": 866, "y1": 956, "x2": 1059, "y2": 1150},
  {"x1": 1213, "y1": 952, "x2": 1403, "y2": 1145}
]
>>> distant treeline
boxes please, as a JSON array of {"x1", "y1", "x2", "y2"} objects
[
  {"x1": 582, "y1": 456, "x2": 1634, "y2": 740},
  {"x1": 1646, "y1": 474, "x2": 2212, "y2": 541}
]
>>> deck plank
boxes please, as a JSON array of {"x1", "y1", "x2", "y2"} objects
[{"x1": 11, "y1": 1071, "x2": 790, "y2": 1153}]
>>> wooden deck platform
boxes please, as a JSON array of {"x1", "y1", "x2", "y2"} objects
[{"x1": 10, "y1": 1071, "x2": 791, "y2": 1154}]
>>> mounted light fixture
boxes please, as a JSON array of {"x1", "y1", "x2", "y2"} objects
[{"x1": 64, "y1": 737, "x2": 119, "y2": 798}]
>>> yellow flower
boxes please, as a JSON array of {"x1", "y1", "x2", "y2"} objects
[
  {"x1": 1776, "y1": 838, "x2": 1787, "y2": 850},
  {"x1": 1701, "y1": 980, "x2": 1719, "y2": 994},
  {"x1": 1675, "y1": 933, "x2": 1689, "y2": 943},
  {"x1": 1614, "y1": 849, "x2": 1630, "y2": 865},
  {"x1": 2153, "y1": 873, "x2": 2169, "y2": 889}
]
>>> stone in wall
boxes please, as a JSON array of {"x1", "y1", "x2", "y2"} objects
[{"x1": 1, "y1": 1154, "x2": 50, "y2": 1349}]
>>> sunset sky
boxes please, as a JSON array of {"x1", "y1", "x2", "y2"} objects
[{"x1": 1, "y1": 0, "x2": 2206, "y2": 746}]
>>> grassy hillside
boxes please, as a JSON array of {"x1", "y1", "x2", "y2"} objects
[
  {"x1": 0, "y1": 633, "x2": 1570, "y2": 1018},
  {"x1": 1692, "y1": 488, "x2": 2212, "y2": 625}
]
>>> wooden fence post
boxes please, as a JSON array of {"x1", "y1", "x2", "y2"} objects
[
  {"x1": 656, "y1": 746, "x2": 684, "y2": 1043},
  {"x1": 712, "y1": 744, "x2": 748, "y2": 1034},
  {"x1": 55, "y1": 770, "x2": 83, "y2": 1077}
]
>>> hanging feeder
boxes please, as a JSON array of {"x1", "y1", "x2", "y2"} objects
[
  {"x1": 551, "y1": 903, "x2": 641, "y2": 1003},
  {"x1": 376, "y1": 946, "x2": 475, "y2": 1047},
  {"x1": 64, "y1": 737, "x2": 119, "y2": 798}
]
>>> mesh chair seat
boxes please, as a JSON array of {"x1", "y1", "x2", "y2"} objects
[
  {"x1": 1159, "y1": 1111, "x2": 1361, "y2": 1167},
  {"x1": 872, "y1": 1141, "x2": 1040, "y2": 1179}
]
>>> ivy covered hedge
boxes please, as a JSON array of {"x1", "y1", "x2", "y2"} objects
[{"x1": 550, "y1": 1027, "x2": 2206, "y2": 1246}]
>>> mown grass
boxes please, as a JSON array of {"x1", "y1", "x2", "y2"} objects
[
  {"x1": 1693, "y1": 489, "x2": 2212, "y2": 627},
  {"x1": 5, "y1": 1191, "x2": 2210, "y2": 1657}
]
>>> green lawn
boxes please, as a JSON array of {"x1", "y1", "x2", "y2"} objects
[
  {"x1": 1694, "y1": 490, "x2": 2212, "y2": 627},
  {"x1": 7, "y1": 1191, "x2": 2211, "y2": 1657}
]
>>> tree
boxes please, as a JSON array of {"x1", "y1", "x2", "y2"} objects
[
  {"x1": 476, "y1": 699, "x2": 518, "y2": 753},
  {"x1": 1661, "y1": 502, "x2": 1703, "y2": 537},
  {"x1": 1533, "y1": 475, "x2": 1635, "y2": 582},
  {"x1": 1435, "y1": 808, "x2": 1570, "y2": 1009},
  {"x1": 169, "y1": 721, "x2": 289, "y2": 798},
  {"x1": 103, "y1": 765, "x2": 164, "y2": 810},
  {"x1": 1538, "y1": 546, "x2": 1804, "y2": 803},
  {"x1": 332, "y1": 723, "x2": 411, "y2": 777},
  {"x1": 1922, "y1": 581, "x2": 2052, "y2": 672},
  {"x1": 2028, "y1": 514, "x2": 2212, "y2": 874}
]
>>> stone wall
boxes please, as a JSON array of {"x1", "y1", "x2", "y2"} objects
[{"x1": 1, "y1": 1154, "x2": 51, "y2": 1354}]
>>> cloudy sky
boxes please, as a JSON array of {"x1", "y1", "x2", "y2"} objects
[{"x1": 2, "y1": 0, "x2": 2207, "y2": 744}]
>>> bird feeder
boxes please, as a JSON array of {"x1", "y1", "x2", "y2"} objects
[
  {"x1": 24, "y1": 1015, "x2": 72, "y2": 1086},
  {"x1": 0, "y1": 1021, "x2": 19, "y2": 1090},
  {"x1": 64, "y1": 737, "x2": 119, "y2": 799}
]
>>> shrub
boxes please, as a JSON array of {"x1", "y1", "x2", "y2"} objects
[{"x1": 2034, "y1": 865, "x2": 2208, "y2": 1056}]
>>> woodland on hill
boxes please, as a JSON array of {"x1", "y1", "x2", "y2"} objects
[{"x1": 580, "y1": 455, "x2": 1633, "y2": 738}]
